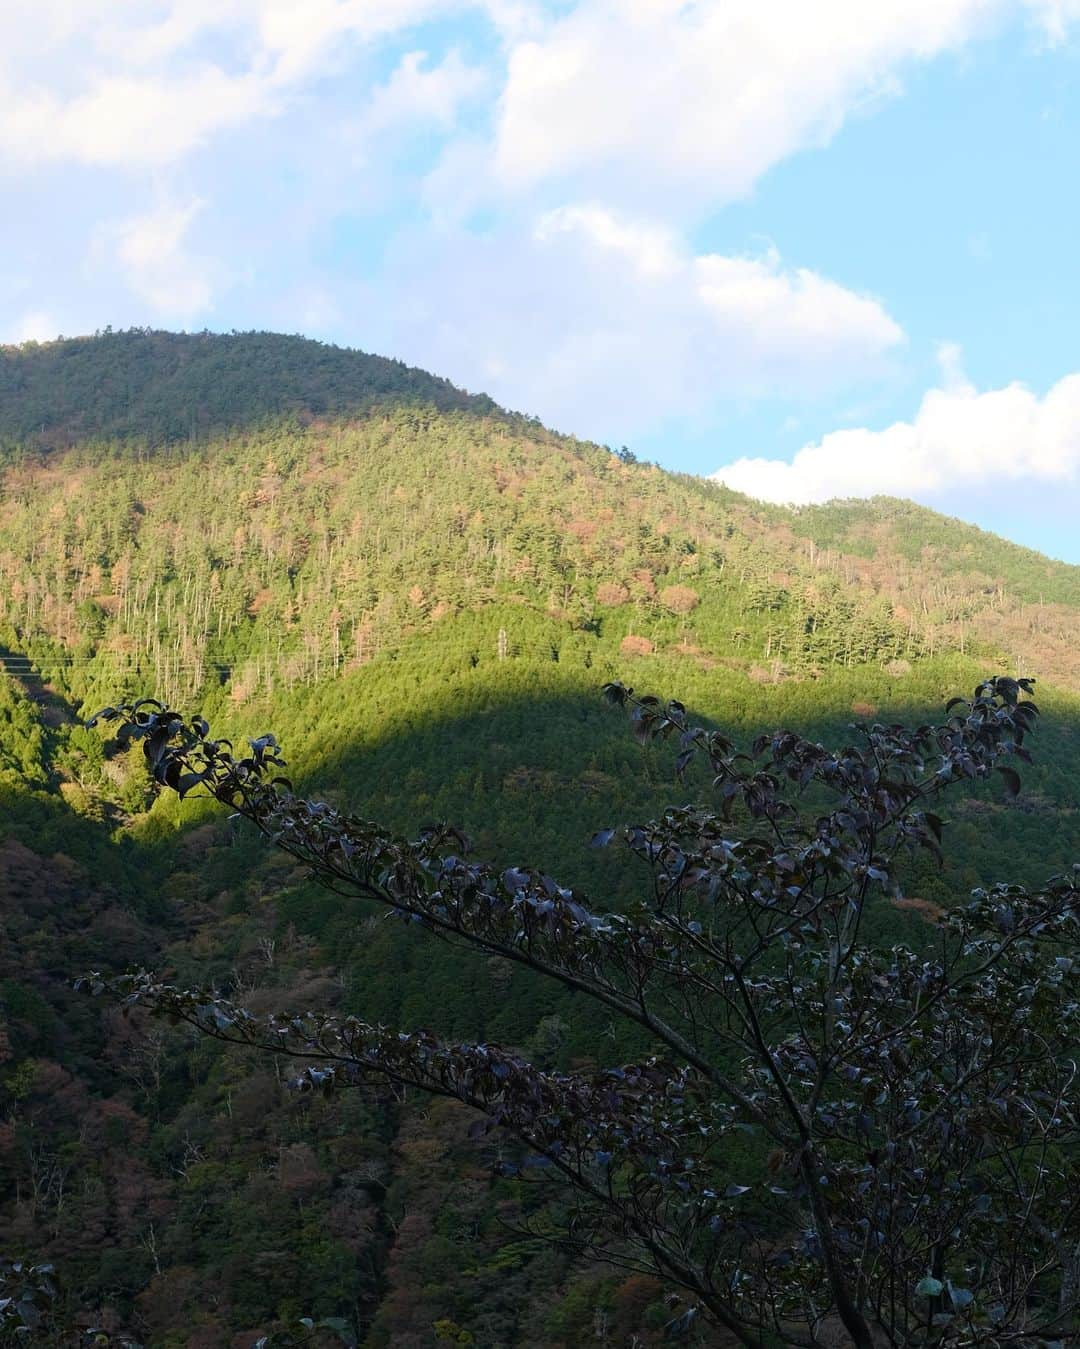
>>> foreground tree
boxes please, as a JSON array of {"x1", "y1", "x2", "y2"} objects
[{"x1": 87, "y1": 678, "x2": 1079, "y2": 1348}]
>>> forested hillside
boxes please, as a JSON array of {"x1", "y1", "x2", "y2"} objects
[{"x1": 1, "y1": 330, "x2": 1078, "y2": 1347}]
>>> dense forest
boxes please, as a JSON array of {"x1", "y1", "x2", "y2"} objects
[{"x1": 1, "y1": 331, "x2": 1078, "y2": 1347}]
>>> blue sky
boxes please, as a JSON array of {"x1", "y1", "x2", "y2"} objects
[{"x1": 2, "y1": 1, "x2": 1079, "y2": 561}]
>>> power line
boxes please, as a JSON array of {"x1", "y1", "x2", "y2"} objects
[{"x1": 0, "y1": 632, "x2": 597, "y2": 681}]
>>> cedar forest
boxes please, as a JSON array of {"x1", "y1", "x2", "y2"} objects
[{"x1": 0, "y1": 331, "x2": 1077, "y2": 1347}]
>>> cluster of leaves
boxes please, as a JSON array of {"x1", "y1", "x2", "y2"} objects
[
  {"x1": 251, "y1": 1314, "x2": 356, "y2": 1348},
  {"x1": 0, "y1": 1260, "x2": 61, "y2": 1342},
  {"x1": 85, "y1": 677, "x2": 1079, "y2": 1348},
  {"x1": 0, "y1": 1259, "x2": 139, "y2": 1347},
  {"x1": 0, "y1": 1256, "x2": 353, "y2": 1349}
]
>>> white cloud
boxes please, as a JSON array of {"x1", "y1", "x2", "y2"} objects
[
  {"x1": 3, "y1": 70, "x2": 269, "y2": 168},
  {"x1": 711, "y1": 355, "x2": 1080, "y2": 504},
  {"x1": 536, "y1": 206, "x2": 679, "y2": 275},
  {"x1": 537, "y1": 206, "x2": 902, "y2": 366},
  {"x1": 360, "y1": 49, "x2": 489, "y2": 142},
  {"x1": 4, "y1": 310, "x2": 58, "y2": 343},
  {"x1": 2, "y1": 0, "x2": 1073, "y2": 189},
  {"x1": 6, "y1": 0, "x2": 1070, "y2": 178},
  {"x1": 372, "y1": 206, "x2": 902, "y2": 436},
  {"x1": 0, "y1": 0, "x2": 464, "y2": 168},
  {"x1": 110, "y1": 200, "x2": 216, "y2": 316},
  {"x1": 2, "y1": 0, "x2": 1076, "y2": 474},
  {"x1": 252, "y1": 0, "x2": 451, "y2": 85},
  {"x1": 492, "y1": 0, "x2": 1076, "y2": 209},
  {"x1": 1026, "y1": 0, "x2": 1080, "y2": 42}
]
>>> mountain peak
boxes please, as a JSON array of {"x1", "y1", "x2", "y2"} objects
[{"x1": 0, "y1": 328, "x2": 499, "y2": 452}]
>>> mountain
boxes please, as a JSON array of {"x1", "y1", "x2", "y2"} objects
[
  {"x1": 0, "y1": 330, "x2": 1078, "y2": 1347},
  {"x1": 0, "y1": 328, "x2": 495, "y2": 451},
  {"x1": 3, "y1": 329, "x2": 1079, "y2": 704}
]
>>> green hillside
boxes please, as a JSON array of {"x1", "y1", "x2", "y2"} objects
[{"x1": 0, "y1": 330, "x2": 1078, "y2": 1347}]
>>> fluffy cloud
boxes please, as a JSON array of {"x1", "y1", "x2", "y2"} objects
[
  {"x1": 5, "y1": 310, "x2": 58, "y2": 344},
  {"x1": 493, "y1": 0, "x2": 1073, "y2": 208},
  {"x1": 2, "y1": 0, "x2": 1077, "y2": 480},
  {"x1": 359, "y1": 49, "x2": 489, "y2": 142},
  {"x1": 0, "y1": 0, "x2": 463, "y2": 168},
  {"x1": 1028, "y1": 0, "x2": 1080, "y2": 40},
  {"x1": 711, "y1": 356, "x2": 1080, "y2": 504},
  {"x1": 108, "y1": 200, "x2": 216, "y2": 316},
  {"x1": 536, "y1": 206, "x2": 903, "y2": 379},
  {"x1": 371, "y1": 206, "x2": 902, "y2": 437},
  {"x1": 2, "y1": 70, "x2": 269, "y2": 168},
  {"x1": 4, "y1": 1, "x2": 1070, "y2": 180}
]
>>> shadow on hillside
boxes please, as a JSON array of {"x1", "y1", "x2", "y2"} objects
[
  {"x1": 0, "y1": 329, "x2": 501, "y2": 453},
  {"x1": 131, "y1": 672, "x2": 1080, "y2": 923},
  {"x1": 102, "y1": 673, "x2": 1078, "y2": 1055}
]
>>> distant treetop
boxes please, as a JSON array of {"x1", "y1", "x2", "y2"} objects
[{"x1": 0, "y1": 328, "x2": 499, "y2": 452}]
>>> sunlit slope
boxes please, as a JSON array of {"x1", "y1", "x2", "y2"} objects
[{"x1": 2, "y1": 331, "x2": 1079, "y2": 722}]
